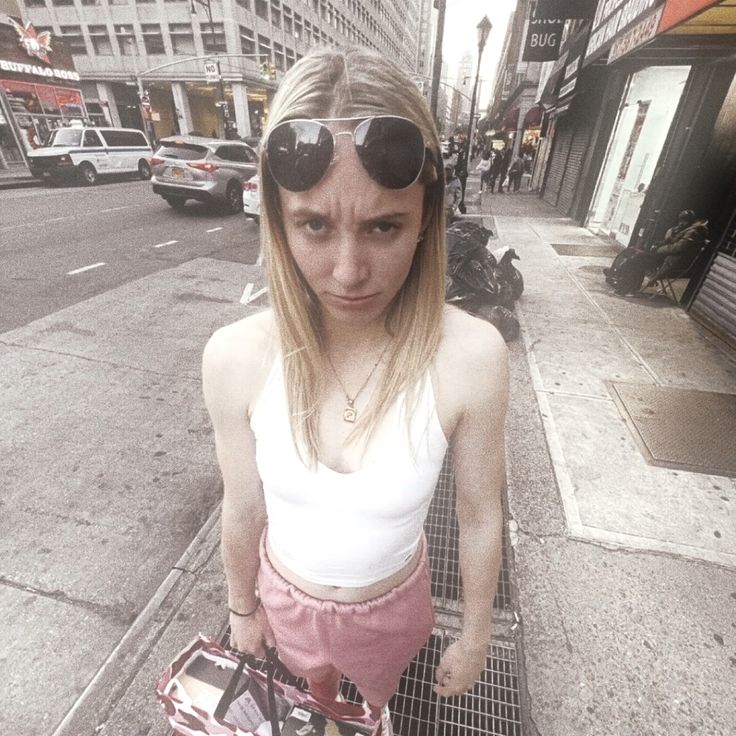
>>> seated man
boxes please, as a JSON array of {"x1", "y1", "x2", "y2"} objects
[{"x1": 603, "y1": 210, "x2": 708, "y2": 295}]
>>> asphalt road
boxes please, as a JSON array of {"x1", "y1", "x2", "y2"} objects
[{"x1": 0, "y1": 177, "x2": 261, "y2": 332}]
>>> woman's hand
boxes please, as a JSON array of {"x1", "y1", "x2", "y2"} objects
[
  {"x1": 433, "y1": 638, "x2": 486, "y2": 698},
  {"x1": 229, "y1": 607, "x2": 276, "y2": 658}
]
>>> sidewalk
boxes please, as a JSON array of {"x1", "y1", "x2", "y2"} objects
[
  {"x1": 0, "y1": 164, "x2": 42, "y2": 189},
  {"x1": 481, "y1": 188, "x2": 736, "y2": 734}
]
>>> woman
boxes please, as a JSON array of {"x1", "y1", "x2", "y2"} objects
[
  {"x1": 474, "y1": 150, "x2": 492, "y2": 193},
  {"x1": 202, "y1": 47, "x2": 509, "y2": 733}
]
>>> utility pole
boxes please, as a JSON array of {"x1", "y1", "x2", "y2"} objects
[{"x1": 429, "y1": 0, "x2": 446, "y2": 125}]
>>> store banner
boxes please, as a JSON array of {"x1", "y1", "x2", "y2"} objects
[
  {"x1": 584, "y1": 0, "x2": 665, "y2": 65},
  {"x1": 534, "y1": 0, "x2": 597, "y2": 19},
  {"x1": 608, "y1": 5, "x2": 664, "y2": 62},
  {"x1": 522, "y1": 17, "x2": 565, "y2": 61}
]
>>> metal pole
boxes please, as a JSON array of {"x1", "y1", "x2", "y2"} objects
[
  {"x1": 429, "y1": 0, "x2": 446, "y2": 124},
  {"x1": 459, "y1": 43, "x2": 487, "y2": 209},
  {"x1": 202, "y1": 0, "x2": 231, "y2": 138}
]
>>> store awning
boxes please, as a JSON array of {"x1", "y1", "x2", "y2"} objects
[
  {"x1": 502, "y1": 107, "x2": 519, "y2": 130},
  {"x1": 523, "y1": 105, "x2": 544, "y2": 129}
]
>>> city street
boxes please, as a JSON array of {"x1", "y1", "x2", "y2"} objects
[{"x1": 1, "y1": 180, "x2": 260, "y2": 331}]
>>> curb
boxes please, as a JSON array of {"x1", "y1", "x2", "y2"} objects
[
  {"x1": 0, "y1": 178, "x2": 43, "y2": 190},
  {"x1": 51, "y1": 500, "x2": 223, "y2": 736}
]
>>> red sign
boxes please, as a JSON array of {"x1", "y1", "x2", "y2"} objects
[
  {"x1": 658, "y1": 0, "x2": 719, "y2": 33},
  {"x1": 8, "y1": 19, "x2": 52, "y2": 64}
]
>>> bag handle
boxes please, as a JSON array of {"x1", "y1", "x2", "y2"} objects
[{"x1": 214, "y1": 648, "x2": 283, "y2": 736}]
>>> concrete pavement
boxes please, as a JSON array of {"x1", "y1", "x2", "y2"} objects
[{"x1": 3, "y1": 169, "x2": 735, "y2": 735}]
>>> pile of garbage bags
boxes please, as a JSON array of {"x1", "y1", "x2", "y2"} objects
[{"x1": 445, "y1": 220, "x2": 524, "y2": 341}]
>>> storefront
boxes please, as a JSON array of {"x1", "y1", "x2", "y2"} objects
[
  {"x1": 0, "y1": 18, "x2": 85, "y2": 170},
  {"x1": 586, "y1": 64, "x2": 690, "y2": 246}
]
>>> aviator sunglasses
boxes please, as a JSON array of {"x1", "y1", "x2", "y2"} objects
[{"x1": 264, "y1": 115, "x2": 428, "y2": 192}]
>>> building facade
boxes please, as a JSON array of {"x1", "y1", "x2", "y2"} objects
[{"x1": 11, "y1": 0, "x2": 430, "y2": 147}]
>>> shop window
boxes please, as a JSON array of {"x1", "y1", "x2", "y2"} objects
[
  {"x1": 114, "y1": 26, "x2": 138, "y2": 55},
  {"x1": 258, "y1": 34, "x2": 271, "y2": 63},
  {"x1": 255, "y1": 0, "x2": 268, "y2": 20},
  {"x1": 283, "y1": 5, "x2": 293, "y2": 35},
  {"x1": 271, "y1": 0, "x2": 282, "y2": 28},
  {"x1": 202, "y1": 22, "x2": 227, "y2": 54},
  {"x1": 89, "y1": 24, "x2": 113, "y2": 56},
  {"x1": 141, "y1": 24, "x2": 165, "y2": 55},
  {"x1": 169, "y1": 23, "x2": 195, "y2": 55},
  {"x1": 235, "y1": 0, "x2": 250, "y2": 7},
  {"x1": 239, "y1": 25, "x2": 255, "y2": 55},
  {"x1": 55, "y1": 87, "x2": 84, "y2": 117},
  {"x1": 35, "y1": 84, "x2": 61, "y2": 115},
  {"x1": 59, "y1": 25, "x2": 87, "y2": 54},
  {"x1": 273, "y1": 42, "x2": 284, "y2": 71}
]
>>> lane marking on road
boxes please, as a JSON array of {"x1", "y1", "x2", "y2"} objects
[
  {"x1": 153, "y1": 240, "x2": 179, "y2": 248},
  {"x1": 67, "y1": 262, "x2": 106, "y2": 275},
  {"x1": 206, "y1": 226, "x2": 223, "y2": 233},
  {"x1": 1, "y1": 204, "x2": 143, "y2": 232},
  {"x1": 240, "y1": 283, "x2": 268, "y2": 305},
  {"x1": 100, "y1": 205, "x2": 138, "y2": 213}
]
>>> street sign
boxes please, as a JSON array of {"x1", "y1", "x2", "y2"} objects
[
  {"x1": 204, "y1": 60, "x2": 220, "y2": 83},
  {"x1": 139, "y1": 93, "x2": 150, "y2": 109}
]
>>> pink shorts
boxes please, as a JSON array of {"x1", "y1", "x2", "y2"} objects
[{"x1": 256, "y1": 530, "x2": 435, "y2": 706}]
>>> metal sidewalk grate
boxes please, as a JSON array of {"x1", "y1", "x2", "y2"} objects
[
  {"x1": 551, "y1": 242, "x2": 621, "y2": 258},
  {"x1": 609, "y1": 382, "x2": 736, "y2": 477},
  {"x1": 425, "y1": 451, "x2": 513, "y2": 613},
  {"x1": 221, "y1": 627, "x2": 523, "y2": 736}
]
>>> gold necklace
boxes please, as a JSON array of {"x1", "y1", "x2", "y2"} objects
[{"x1": 325, "y1": 342, "x2": 391, "y2": 423}]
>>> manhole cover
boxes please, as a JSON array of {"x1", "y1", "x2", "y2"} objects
[
  {"x1": 552, "y1": 243, "x2": 621, "y2": 258},
  {"x1": 609, "y1": 383, "x2": 736, "y2": 476}
]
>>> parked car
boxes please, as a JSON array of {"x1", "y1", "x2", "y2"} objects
[
  {"x1": 242, "y1": 175, "x2": 261, "y2": 223},
  {"x1": 27, "y1": 126, "x2": 152, "y2": 185},
  {"x1": 150, "y1": 136, "x2": 258, "y2": 213}
]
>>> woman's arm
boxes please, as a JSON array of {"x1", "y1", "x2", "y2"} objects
[
  {"x1": 202, "y1": 324, "x2": 276, "y2": 656},
  {"x1": 434, "y1": 319, "x2": 509, "y2": 697}
]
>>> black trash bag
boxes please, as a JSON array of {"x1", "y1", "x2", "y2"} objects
[
  {"x1": 475, "y1": 304, "x2": 520, "y2": 342},
  {"x1": 604, "y1": 248, "x2": 651, "y2": 295},
  {"x1": 490, "y1": 247, "x2": 523, "y2": 308}
]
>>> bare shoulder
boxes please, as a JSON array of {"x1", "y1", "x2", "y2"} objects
[
  {"x1": 202, "y1": 309, "x2": 278, "y2": 418},
  {"x1": 435, "y1": 306, "x2": 509, "y2": 424}
]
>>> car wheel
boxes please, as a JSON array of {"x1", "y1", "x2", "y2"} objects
[
  {"x1": 138, "y1": 160, "x2": 152, "y2": 180},
  {"x1": 225, "y1": 182, "x2": 243, "y2": 214},
  {"x1": 164, "y1": 197, "x2": 187, "y2": 210},
  {"x1": 79, "y1": 163, "x2": 97, "y2": 186}
]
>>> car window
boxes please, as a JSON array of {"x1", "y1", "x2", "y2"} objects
[
  {"x1": 244, "y1": 146, "x2": 257, "y2": 163},
  {"x1": 215, "y1": 145, "x2": 239, "y2": 162},
  {"x1": 100, "y1": 130, "x2": 149, "y2": 147},
  {"x1": 47, "y1": 129, "x2": 82, "y2": 147},
  {"x1": 155, "y1": 141, "x2": 208, "y2": 161},
  {"x1": 84, "y1": 130, "x2": 103, "y2": 147}
]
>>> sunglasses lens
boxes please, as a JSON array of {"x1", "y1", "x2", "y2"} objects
[
  {"x1": 355, "y1": 117, "x2": 425, "y2": 189},
  {"x1": 267, "y1": 121, "x2": 334, "y2": 192}
]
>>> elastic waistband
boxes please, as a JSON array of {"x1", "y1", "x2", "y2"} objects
[{"x1": 258, "y1": 528, "x2": 429, "y2": 613}]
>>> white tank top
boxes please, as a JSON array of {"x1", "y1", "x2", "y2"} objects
[{"x1": 250, "y1": 355, "x2": 448, "y2": 587}]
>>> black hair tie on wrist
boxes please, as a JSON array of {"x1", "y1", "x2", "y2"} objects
[{"x1": 229, "y1": 598, "x2": 261, "y2": 618}]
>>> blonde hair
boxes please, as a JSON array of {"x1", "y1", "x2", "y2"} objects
[{"x1": 259, "y1": 46, "x2": 446, "y2": 467}]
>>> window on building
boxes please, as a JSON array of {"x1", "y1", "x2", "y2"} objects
[
  {"x1": 271, "y1": 0, "x2": 282, "y2": 28},
  {"x1": 51, "y1": 0, "x2": 74, "y2": 6},
  {"x1": 109, "y1": 0, "x2": 130, "y2": 5},
  {"x1": 169, "y1": 23, "x2": 195, "y2": 55},
  {"x1": 235, "y1": 0, "x2": 250, "y2": 8},
  {"x1": 202, "y1": 21, "x2": 227, "y2": 53},
  {"x1": 294, "y1": 14, "x2": 302, "y2": 40},
  {"x1": 285, "y1": 47, "x2": 295, "y2": 69},
  {"x1": 88, "y1": 24, "x2": 113, "y2": 55},
  {"x1": 273, "y1": 42, "x2": 284, "y2": 71},
  {"x1": 80, "y1": 0, "x2": 101, "y2": 5},
  {"x1": 114, "y1": 25, "x2": 137, "y2": 55},
  {"x1": 283, "y1": 5, "x2": 293, "y2": 34},
  {"x1": 59, "y1": 25, "x2": 87, "y2": 55},
  {"x1": 239, "y1": 25, "x2": 255, "y2": 55},
  {"x1": 141, "y1": 24, "x2": 165, "y2": 54},
  {"x1": 136, "y1": 0, "x2": 155, "y2": 4},
  {"x1": 24, "y1": 0, "x2": 47, "y2": 8},
  {"x1": 255, "y1": 0, "x2": 268, "y2": 20},
  {"x1": 258, "y1": 34, "x2": 271, "y2": 63}
]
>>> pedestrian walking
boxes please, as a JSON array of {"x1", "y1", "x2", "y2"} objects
[
  {"x1": 474, "y1": 151, "x2": 492, "y2": 193},
  {"x1": 508, "y1": 154, "x2": 525, "y2": 193},
  {"x1": 445, "y1": 162, "x2": 462, "y2": 222},
  {"x1": 202, "y1": 45, "x2": 509, "y2": 736},
  {"x1": 497, "y1": 146, "x2": 512, "y2": 193}
]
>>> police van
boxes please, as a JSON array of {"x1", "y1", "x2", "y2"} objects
[{"x1": 27, "y1": 125, "x2": 153, "y2": 185}]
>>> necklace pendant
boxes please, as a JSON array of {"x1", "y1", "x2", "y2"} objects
[{"x1": 343, "y1": 399, "x2": 357, "y2": 423}]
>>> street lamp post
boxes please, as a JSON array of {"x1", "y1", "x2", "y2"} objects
[
  {"x1": 191, "y1": 0, "x2": 234, "y2": 138},
  {"x1": 458, "y1": 15, "x2": 492, "y2": 211},
  {"x1": 121, "y1": 27, "x2": 156, "y2": 144}
]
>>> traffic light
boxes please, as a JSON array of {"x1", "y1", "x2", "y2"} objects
[{"x1": 260, "y1": 61, "x2": 277, "y2": 81}]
